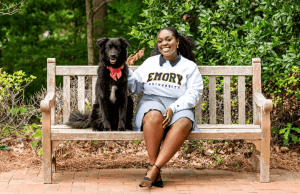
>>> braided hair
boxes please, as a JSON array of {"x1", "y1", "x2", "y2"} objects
[{"x1": 150, "y1": 27, "x2": 196, "y2": 62}]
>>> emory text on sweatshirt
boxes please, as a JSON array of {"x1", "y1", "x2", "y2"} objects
[{"x1": 128, "y1": 54, "x2": 203, "y2": 114}]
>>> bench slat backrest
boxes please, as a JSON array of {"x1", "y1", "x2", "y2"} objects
[
  {"x1": 55, "y1": 66, "x2": 254, "y2": 76},
  {"x1": 238, "y1": 76, "x2": 246, "y2": 124},
  {"x1": 47, "y1": 58, "x2": 261, "y2": 126},
  {"x1": 63, "y1": 76, "x2": 70, "y2": 123},
  {"x1": 209, "y1": 76, "x2": 216, "y2": 124},
  {"x1": 224, "y1": 76, "x2": 231, "y2": 124},
  {"x1": 77, "y1": 76, "x2": 85, "y2": 112}
]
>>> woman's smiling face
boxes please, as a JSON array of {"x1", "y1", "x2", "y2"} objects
[{"x1": 157, "y1": 29, "x2": 179, "y2": 61}]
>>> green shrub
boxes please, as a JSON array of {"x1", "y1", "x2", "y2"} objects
[
  {"x1": 272, "y1": 123, "x2": 300, "y2": 145},
  {"x1": 31, "y1": 127, "x2": 43, "y2": 156},
  {"x1": 129, "y1": 0, "x2": 300, "y2": 128},
  {"x1": 0, "y1": 68, "x2": 40, "y2": 133}
]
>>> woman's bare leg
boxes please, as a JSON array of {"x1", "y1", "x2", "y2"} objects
[
  {"x1": 145, "y1": 118, "x2": 192, "y2": 181},
  {"x1": 142, "y1": 110, "x2": 165, "y2": 165}
]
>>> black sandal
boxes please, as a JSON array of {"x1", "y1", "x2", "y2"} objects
[
  {"x1": 139, "y1": 164, "x2": 162, "y2": 189},
  {"x1": 153, "y1": 171, "x2": 163, "y2": 188},
  {"x1": 146, "y1": 164, "x2": 163, "y2": 188}
]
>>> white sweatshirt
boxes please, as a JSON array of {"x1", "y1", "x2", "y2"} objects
[{"x1": 128, "y1": 54, "x2": 203, "y2": 114}]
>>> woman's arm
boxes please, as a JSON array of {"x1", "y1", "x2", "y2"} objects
[
  {"x1": 127, "y1": 66, "x2": 144, "y2": 95},
  {"x1": 168, "y1": 65, "x2": 203, "y2": 114},
  {"x1": 126, "y1": 48, "x2": 145, "y2": 95}
]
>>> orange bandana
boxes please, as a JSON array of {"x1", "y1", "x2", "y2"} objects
[{"x1": 107, "y1": 65, "x2": 124, "y2": 81}]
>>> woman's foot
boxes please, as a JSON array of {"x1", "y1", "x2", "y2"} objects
[
  {"x1": 139, "y1": 164, "x2": 161, "y2": 188},
  {"x1": 147, "y1": 164, "x2": 163, "y2": 187}
]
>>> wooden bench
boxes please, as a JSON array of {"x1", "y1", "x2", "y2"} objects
[{"x1": 41, "y1": 58, "x2": 272, "y2": 184}]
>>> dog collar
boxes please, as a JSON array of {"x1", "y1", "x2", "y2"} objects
[{"x1": 107, "y1": 65, "x2": 124, "y2": 81}]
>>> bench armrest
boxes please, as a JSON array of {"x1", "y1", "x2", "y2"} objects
[
  {"x1": 40, "y1": 92, "x2": 56, "y2": 112},
  {"x1": 254, "y1": 92, "x2": 272, "y2": 112}
]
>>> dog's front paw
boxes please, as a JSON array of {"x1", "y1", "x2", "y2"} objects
[
  {"x1": 118, "y1": 128, "x2": 125, "y2": 131},
  {"x1": 93, "y1": 128, "x2": 103, "y2": 131},
  {"x1": 103, "y1": 128, "x2": 111, "y2": 131}
]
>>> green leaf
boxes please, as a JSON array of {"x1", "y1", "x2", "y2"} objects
[
  {"x1": 283, "y1": 130, "x2": 290, "y2": 140},
  {"x1": 162, "y1": 10, "x2": 168, "y2": 16},
  {"x1": 20, "y1": 106, "x2": 27, "y2": 114},
  {"x1": 149, "y1": 40, "x2": 155, "y2": 47},
  {"x1": 271, "y1": 127, "x2": 278, "y2": 132},
  {"x1": 32, "y1": 141, "x2": 39, "y2": 148},
  {"x1": 31, "y1": 129, "x2": 42, "y2": 139},
  {"x1": 85, "y1": 103, "x2": 91, "y2": 110},
  {"x1": 279, "y1": 128, "x2": 286, "y2": 134},
  {"x1": 31, "y1": 123, "x2": 38, "y2": 128},
  {"x1": 12, "y1": 107, "x2": 19, "y2": 116},
  {"x1": 212, "y1": 27, "x2": 218, "y2": 33},
  {"x1": 283, "y1": 138, "x2": 289, "y2": 145},
  {"x1": 184, "y1": 2, "x2": 190, "y2": 10},
  {"x1": 0, "y1": 144, "x2": 9, "y2": 151},
  {"x1": 38, "y1": 149, "x2": 43, "y2": 156},
  {"x1": 290, "y1": 134, "x2": 298, "y2": 143},
  {"x1": 230, "y1": 31, "x2": 237, "y2": 37},
  {"x1": 132, "y1": 140, "x2": 142, "y2": 145},
  {"x1": 91, "y1": 141, "x2": 98, "y2": 145},
  {"x1": 293, "y1": 128, "x2": 300, "y2": 133}
]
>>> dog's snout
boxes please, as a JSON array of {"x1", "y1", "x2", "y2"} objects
[{"x1": 110, "y1": 49, "x2": 117, "y2": 57}]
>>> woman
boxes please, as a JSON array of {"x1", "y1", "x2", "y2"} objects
[{"x1": 127, "y1": 27, "x2": 203, "y2": 189}]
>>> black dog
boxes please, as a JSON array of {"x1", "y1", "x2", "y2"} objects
[{"x1": 66, "y1": 37, "x2": 133, "y2": 131}]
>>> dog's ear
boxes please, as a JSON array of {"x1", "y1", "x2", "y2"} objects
[
  {"x1": 96, "y1": 37, "x2": 109, "y2": 47},
  {"x1": 119, "y1": 37, "x2": 130, "y2": 47}
]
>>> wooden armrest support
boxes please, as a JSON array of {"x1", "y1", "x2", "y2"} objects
[
  {"x1": 40, "y1": 92, "x2": 56, "y2": 112},
  {"x1": 254, "y1": 93, "x2": 273, "y2": 112}
]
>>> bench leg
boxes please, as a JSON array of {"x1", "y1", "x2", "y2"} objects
[
  {"x1": 260, "y1": 110, "x2": 271, "y2": 183},
  {"x1": 251, "y1": 145, "x2": 260, "y2": 173},
  {"x1": 51, "y1": 141, "x2": 65, "y2": 173},
  {"x1": 260, "y1": 142, "x2": 270, "y2": 182},
  {"x1": 42, "y1": 111, "x2": 52, "y2": 184}
]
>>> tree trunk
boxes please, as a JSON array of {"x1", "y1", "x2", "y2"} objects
[
  {"x1": 93, "y1": 0, "x2": 106, "y2": 38},
  {"x1": 93, "y1": 0, "x2": 107, "y2": 61},
  {"x1": 86, "y1": 0, "x2": 94, "y2": 66},
  {"x1": 85, "y1": 0, "x2": 113, "y2": 66}
]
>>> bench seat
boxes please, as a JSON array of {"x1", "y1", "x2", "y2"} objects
[{"x1": 51, "y1": 124, "x2": 262, "y2": 140}]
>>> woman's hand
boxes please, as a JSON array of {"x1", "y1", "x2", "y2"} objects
[{"x1": 162, "y1": 107, "x2": 173, "y2": 129}]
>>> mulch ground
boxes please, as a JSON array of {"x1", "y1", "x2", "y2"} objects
[{"x1": 0, "y1": 133, "x2": 300, "y2": 173}]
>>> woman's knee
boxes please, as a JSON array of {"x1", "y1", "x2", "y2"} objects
[
  {"x1": 143, "y1": 110, "x2": 164, "y2": 125},
  {"x1": 175, "y1": 118, "x2": 192, "y2": 133}
]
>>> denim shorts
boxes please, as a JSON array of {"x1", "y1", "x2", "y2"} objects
[{"x1": 133, "y1": 94, "x2": 200, "y2": 132}]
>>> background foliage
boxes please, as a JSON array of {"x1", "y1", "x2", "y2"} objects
[
  {"x1": 0, "y1": 0, "x2": 299, "y2": 144},
  {"x1": 0, "y1": 0, "x2": 147, "y2": 97},
  {"x1": 0, "y1": 0, "x2": 88, "y2": 97},
  {"x1": 129, "y1": 0, "x2": 300, "y2": 136}
]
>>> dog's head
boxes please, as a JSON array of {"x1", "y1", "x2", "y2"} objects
[{"x1": 96, "y1": 37, "x2": 130, "y2": 68}]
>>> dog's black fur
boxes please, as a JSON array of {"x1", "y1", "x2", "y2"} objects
[{"x1": 66, "y1": 37, "x2": 133, "y2": 131}]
